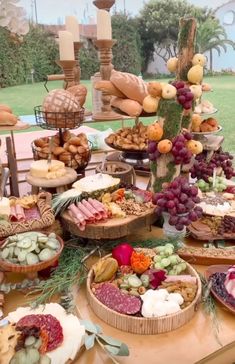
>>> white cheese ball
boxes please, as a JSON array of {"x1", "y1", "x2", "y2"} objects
[
  {"x1": 164, "y1": 301, "x2": 181, "y2": 315},
  {"x1": 141, "y1": 301, "x2": 155, "y2": 318},
  {"x1": 167, "y1": 293, "x2": 184, "y2": 306},
  {"x1": 152, "y1": 302, "x2": 167, "y2": 317},
  {"x1": 153, "y1": 289, "x2": 169, "y2": 302}
]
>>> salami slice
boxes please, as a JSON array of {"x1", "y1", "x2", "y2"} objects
[
  {"x1": 93, "y1": 283, "x2": 141, "y2": 315},
  {"x1": 16, "y1": 314, "x2": 63, "y2": 352}
]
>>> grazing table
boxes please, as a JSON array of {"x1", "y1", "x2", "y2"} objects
[{"x1": 3, "y1": 227, "x2": 235, "y2": 364}]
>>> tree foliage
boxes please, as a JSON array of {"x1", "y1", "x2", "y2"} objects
[
  {"x1": 196, "y1": 17, "x2": 235, "y2": 55},
  {"x1": 112, "y1": 13, "x2": 142, "y2": 75},
  {"x1": 137, "y1": 0, "x2": 214, "y2": 71},
  {"x1": 79, "y1": 40, "x2": 100, "y2": 80},
  {"x1": 0, "y1": 25, "x2": 60, "y2": 87}
]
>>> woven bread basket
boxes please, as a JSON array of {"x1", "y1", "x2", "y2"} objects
[
  {"x1": 0, "y1": 234, "x2": 64, "y2": 274},
  {"x1": 87, "y1": 253, "x2": 202, "y2": 334}
]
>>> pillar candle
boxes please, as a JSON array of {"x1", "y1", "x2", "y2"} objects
[
  {"x1": 65, "y1": 15, "x2": 80, "y2": 42},
  {"x1": 97, "y1": 9, "x2": 112, "y2": 40},
  {"x1": 58, "y1": 31, "x2": 75, "y2": 60}
]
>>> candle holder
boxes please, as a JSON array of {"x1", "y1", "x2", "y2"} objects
[
  {"x1": 56, "y1": 60, "x2": 77, "y2": 89},
  {"x1": 93, "y1": 39, "x2": 122, "y2": 121},
  {"x1": 93, "y1": 0, "x2": 115, "y2": 11},
  {"x1": 73, "y1": 41, "x2": 83, "y2": 84}
]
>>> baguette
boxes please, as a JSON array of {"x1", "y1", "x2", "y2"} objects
[
  {"x1": 111, "y1": 97, "x2": 143, "y2": 117},
  {"x1": 94, "y1": 80, "x2": 125, "y2": 98},
  {"x1": 0, "y1": 111, "x2": 17, "y2": 126},
  {"x1": 110, "y1": 70, "x2": 148, "y2": 104}
]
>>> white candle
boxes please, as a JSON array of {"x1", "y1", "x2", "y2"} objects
[
  {"x1": 97, "y1": 9, "x2": 112, "y2": 40},
  {"x1": 58, "y1": 31, "x2": 75, "y2": 60},
  {"x1": 65, "y1": 15, "x2": 80, "y2": 42}
]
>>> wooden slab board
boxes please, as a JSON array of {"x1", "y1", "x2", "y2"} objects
[
  {"x1": 62, "y1": 208, "x2": 156, "y2": 239},
  {"x1": 0, "y1": 120, "x2": 29, "y2": 132},
  {"x1": 178, "y1": 247, "x2": 235, "y2": 266},
  {"x1": 26, "y1": 168, "x2": 77, "y2": 188}
]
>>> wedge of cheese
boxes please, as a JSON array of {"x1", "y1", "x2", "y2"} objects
[
  {"x1": 30, "y1": 160, "x2": 66, "y2": 179},
  {"x1": 0, "y1": 197, "x2": 10, "y2": 218}
]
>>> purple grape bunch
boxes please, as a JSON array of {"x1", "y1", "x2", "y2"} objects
[
  {"x1": 171, "y1": 81, "x2": 194, "y2": 110},
  {"x1": 153, "y1": 176, "x2": 203, "y2": 231},
  {"x1": 171, "y1": 132, "x2": 193, "y2": 165},
  {"x1": 190, "y1": 148, "x2": 235, "y2": 182},
  {"x1": 147, "y1": 140, "x2": 161, "y2": 161}
]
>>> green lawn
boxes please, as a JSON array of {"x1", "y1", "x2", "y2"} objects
[{"x1": 0, "y1": 75, "x2": 235, "y2": 153}]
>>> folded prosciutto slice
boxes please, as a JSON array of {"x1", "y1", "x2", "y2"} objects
[
  {"x1": 87, "y1": 198, "x2": 108, "y2": 219},
  {"x1": 67, "y1": 199, "x2": 110, "y2": 231},
  {"x1": 10, "y1": 204, "x2": 25, "y2": 222},
  {"x1": 68, "y1": 204, "x2": 86, "y2": 231}
]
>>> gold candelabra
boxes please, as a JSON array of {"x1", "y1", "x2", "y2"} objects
[{"x1": 93, "y1": 39, "x2": 122, "y2": 121}]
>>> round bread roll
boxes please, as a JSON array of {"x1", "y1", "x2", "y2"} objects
[
  {"x1": 53, "y1": 146, "x2": 65, "y2": 156},
  {"x1": 0, "y1": 111, "x2": 17, "y2": 126},
  {"x1": 42, "y1": 89, "x2": 81, "y2": 126},
  {"x1": 68, "y1": 145, "x2": 78, "y2": 154},
  {"x1": 68, "y1": 136, "x2": 81, "y2": 146},
  {"x1": 62, "y1": 130, "x2": 72, "y2": 142},
  {"x1": 59, "y1": 151, "x2": 72, "y2": 163},
  {"x1": 67, "y1": 85, "x2": 87, "y2": 107},
  {"x1": 34, "y1": 138, "x2": 47, "y2": 148}
]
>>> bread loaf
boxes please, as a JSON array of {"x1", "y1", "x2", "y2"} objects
[
  {"x1": 94, "y1": 80, "x2": 125, "y2": 98},
  {"x1": 67, "y1": 84, "x2": 87, "y2": 107},
  {"x1": 0, "y1": 104, "x2": 13, "y2": 114},
  {"x1": 111, "y1": 97, "x2": 143, "y2": 117},
  {"x1": 110, "y1": 70, "x2": 148, "y2": 104},
  {"x1": 0, "y1": 111, "x2": 17, "y2": 126}
]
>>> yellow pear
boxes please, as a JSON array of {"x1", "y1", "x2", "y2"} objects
[
  {"x1": 143, "y1": 96, "x2": 160, "y2": 113},
  {"x1": 190, "y1": 85, "x2": 202, "y2": 100},
  {"x1": 192, "y1": 53, "x2": 207, "y2": 67},
  {"x1": 161, "y1": 84, "x2": 177, "y2": 99},
  {"x1": 167, "y1": 57, "x2": 178, "y2": 73},
  {"x1": 187, "y1": 65, "x2": 203, "y2": 85}
]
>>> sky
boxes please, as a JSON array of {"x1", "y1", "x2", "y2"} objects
[{"x1": 19, "y1": 0, "x2": 225, "y2": 25}]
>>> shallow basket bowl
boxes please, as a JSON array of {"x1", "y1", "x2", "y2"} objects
[
  {"x1": 0, "y1": 234, "x2": 64, "y2": 274},
  {"x1": 87, "y1": 254, "x2": 202, "y2": 334}
]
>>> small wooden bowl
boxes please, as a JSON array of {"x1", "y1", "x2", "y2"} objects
[
  {"x1": 87, "y1": 254, "x2": 202, "y2": 334},
  {"x1": 0, "y1": 234, "x2": 64, "y2": 274}
]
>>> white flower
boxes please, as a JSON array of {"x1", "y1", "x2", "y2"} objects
[{"x1": 0, "y1": 0, "x2": 29, "y2": 36}]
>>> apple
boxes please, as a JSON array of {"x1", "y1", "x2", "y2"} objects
[
  {"x1": 190, "y1": 85, "x2": 202, "y2": 100},
  {"x1": 147, "y1": 81, "x2": 162, "y2": 97},
  {"x1": 167, "y1": 57, "x2": 178, "y2": 73},
  {"x1": 161, "y1": 84, "x2": 177, "y2": 99},
  {"x1": 192, "y1": 53, "x2": 207, "y2": 67}
]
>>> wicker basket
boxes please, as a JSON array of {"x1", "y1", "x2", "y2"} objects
[
  {"x1": 34, "y1": 105, "x2": 85, "y2": 129},
  {"x1": 0, "y1": 192, "x2": 55, "y2": 239},
  {"x1": 31, "y1": 140, "x2": 92, "y2": 172},
  {"x1": 87, "y1": 254, "x2": 201, "y2": 334},
  {"x1": 0, "y1": 234, "x2": 64, "y2": 274}
]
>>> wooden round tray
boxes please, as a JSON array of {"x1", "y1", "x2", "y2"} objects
[
  {"x1": 61, "y1": 209, "x2": 156, "y2": 240},
  {"x1": 86, "y1": 256, "x2": 202, "y2": 334},
  {"x1": 188, "y1": 220, "x2": 235, "y2": 241}
]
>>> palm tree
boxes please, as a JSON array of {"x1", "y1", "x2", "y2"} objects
[{"x1": 196, "y1": 17, "x2": 235, "y2": 72}]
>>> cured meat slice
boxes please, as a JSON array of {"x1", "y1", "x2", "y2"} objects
[
  {"x1": 10, "y1": 206, "x2": 18, "y2": 222},
  {"x1": 87, "y1": 198, "x2": 108, "y2": 219},
  {"x1": 15, "y1": 204, "x2": 25, "y2": 221},
  {"x1": 24, "y1": 206, "x2": 41, "y2": 220},
  {"x1": 68, "y1": 210, "x2": 86, "y2": 231},
  {"x1": 77, "y1": 201, "x2": 95, "y2": 220},
  {"x1": 81, "y1": 200, "x2": 103, "y2": 220},
  {"x1": 93, "y1": 282, "x2": 141, "y2": 315},
  {"x1": 16, "y1": 314, "x2": 63, "y2": 352}
]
